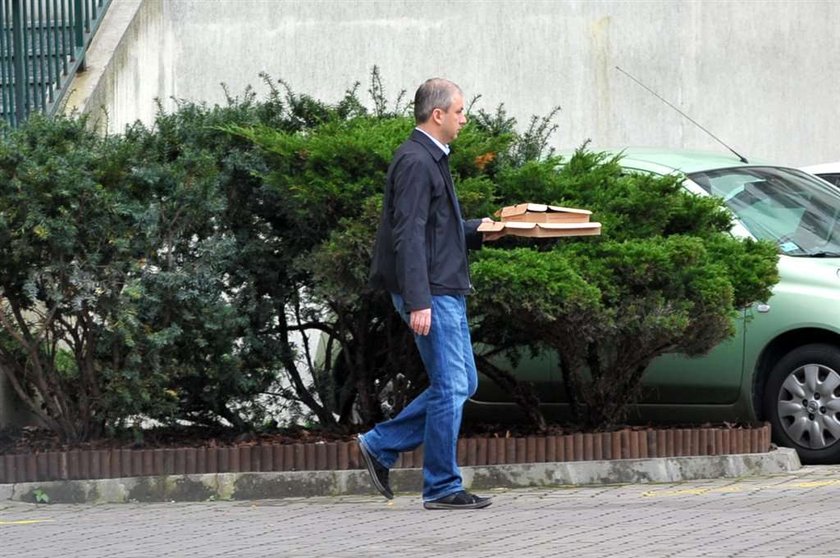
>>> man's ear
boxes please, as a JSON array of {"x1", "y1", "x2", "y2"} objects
[{"x1": 431, "y1": 107, "x2": 444, "y2": 125}]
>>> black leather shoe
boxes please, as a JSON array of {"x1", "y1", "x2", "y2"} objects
[
  {"x1": 423, "y1": 490, "x2": 492, "y2": 510},
  {"x1": 358, "y1": 438, "x2": 393, "y2": 499}
]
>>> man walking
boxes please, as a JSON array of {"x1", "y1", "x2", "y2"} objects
[{"x1": 360, "y1": 78, "x2": 501, "y2": 510}]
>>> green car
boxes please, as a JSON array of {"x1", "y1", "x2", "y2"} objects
[{"x1": 469, "y1": 148, "x2": 840, "y2": 464}]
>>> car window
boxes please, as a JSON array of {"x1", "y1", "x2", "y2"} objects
[
  {"x1": 817, "y1": 173, "x2": 840, "y2": 187},
  {"x1": 688, "y1": 167, "x2": 840, "y2": 257}
]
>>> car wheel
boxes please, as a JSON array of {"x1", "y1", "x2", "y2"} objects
[{"x1": 763, "y1": 343, "x2": 840, "y2": 464}]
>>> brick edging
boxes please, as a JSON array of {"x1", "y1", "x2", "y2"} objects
[{"x1": 0, "y1": 423, "x2": 771, "y2": 485}]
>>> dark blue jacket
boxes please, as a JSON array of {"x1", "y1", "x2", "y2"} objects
[{"x1": 369, "y1": 130, "x2": 482, "y2": 311}]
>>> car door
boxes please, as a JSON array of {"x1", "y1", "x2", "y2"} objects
[
  {"x1": 471, "y1": 346, "x2": 556, "y2": 403},
  {"x1": 638, "y1": 308, "x2": 748, "y2": 404}
]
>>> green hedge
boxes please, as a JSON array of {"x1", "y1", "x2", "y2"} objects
[{"x1": 0, "y1": 72, "x2": 778, "y2": 440}]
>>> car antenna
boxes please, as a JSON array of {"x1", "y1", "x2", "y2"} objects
[{"x1": 615, "y1": 65, "x2": 749, "y2": 164}]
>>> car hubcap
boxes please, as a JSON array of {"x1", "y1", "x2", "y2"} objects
[{"x1": 777, "y1": 363, "x2": 840, "y2": 449}]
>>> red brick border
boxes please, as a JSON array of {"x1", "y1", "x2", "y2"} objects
[{"x1": 0, "y1": 423, "x2": 772, "y2": 484}]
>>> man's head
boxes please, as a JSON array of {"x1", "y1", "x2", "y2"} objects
[{"x1": 414, "y1": 78, "x2": 467, "y2": 144}]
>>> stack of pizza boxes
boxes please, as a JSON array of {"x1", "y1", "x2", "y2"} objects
[{"x1": 477, "y1": 203, "x2": 601, "y2": 238}]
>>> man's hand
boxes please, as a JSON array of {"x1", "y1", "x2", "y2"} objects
[{"x1": 409, "y1": 308, "x2": 432, "y2": 336}]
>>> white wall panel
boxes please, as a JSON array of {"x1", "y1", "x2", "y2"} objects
[{"x1": 76, "y1": 0, "x2": 840, "y2": 166}]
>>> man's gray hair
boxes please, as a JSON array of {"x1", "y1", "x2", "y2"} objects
[{"x1": 413, "y1": 78, "x2": 462, "y2": 124}]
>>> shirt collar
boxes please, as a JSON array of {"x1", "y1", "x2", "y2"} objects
[{"x1": 414, "y1": 127, "x2": 450, "y2": 156}]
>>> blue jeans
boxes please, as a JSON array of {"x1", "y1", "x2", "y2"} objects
[{"x1": 359, "y1": 293, "x2": 478, "y2": 501}]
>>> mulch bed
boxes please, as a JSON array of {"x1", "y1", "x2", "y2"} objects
[
  {"x1": 0, "y1": 421, "x2": 759, "y2": 455},
  {"x1": 0, "y1": 424, "x2": 355, "y2": 455}
]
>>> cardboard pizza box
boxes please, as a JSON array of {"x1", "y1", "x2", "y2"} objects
[
  {"x1": 478, "y1": 220, "x2": 602, "y2": 238},
  {"x1": 482, "y1": 202, "x2": 602, "y2": 237},
  {"x1": 495, "y1": 203, "x2": 592, "y2": 223}
]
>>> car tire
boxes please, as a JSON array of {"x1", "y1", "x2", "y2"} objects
[{"x1": 763, "y1": 343, "x2": 840, "y2": 464}]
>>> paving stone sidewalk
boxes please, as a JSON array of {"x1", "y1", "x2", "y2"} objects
[{"x1": 2, "y1": 462, "x2": 839, "y2": 557}]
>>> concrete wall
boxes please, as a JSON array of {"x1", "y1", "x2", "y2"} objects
[{"x1": 68, "y1": 0, "x2": 840, "y2": 167}]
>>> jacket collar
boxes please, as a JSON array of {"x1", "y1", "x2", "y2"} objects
[{"x1": 410, "y1": 129, "x2": 448, "y2": 162}]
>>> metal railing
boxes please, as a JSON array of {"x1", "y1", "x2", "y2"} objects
[{"x1": 0, "y1": 0, "x2": 112, "y2": 127}]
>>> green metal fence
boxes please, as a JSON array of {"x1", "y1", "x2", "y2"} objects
[{"x1": 0, "y1": 0, "x2": 112, "y2": 127}]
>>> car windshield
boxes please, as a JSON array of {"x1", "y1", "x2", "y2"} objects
[{"x1": 688, "y1": 166, "x2": 840, "y2": 257}]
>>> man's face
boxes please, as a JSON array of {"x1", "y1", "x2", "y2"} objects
[{"x1": 437, "y1": 92, "x2": 467, "y2": 144}]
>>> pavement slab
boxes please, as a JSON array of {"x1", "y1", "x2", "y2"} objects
[{"x1": 1, "y1": 459, "x2": 837, "y2": 557}]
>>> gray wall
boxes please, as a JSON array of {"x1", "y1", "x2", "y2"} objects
[{"x1": 69, "y1": 0, "x2": 840, "y2": 166}]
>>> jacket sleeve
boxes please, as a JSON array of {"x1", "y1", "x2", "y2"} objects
[
  {"x1": 392, "y1": 155, "x2": 433, "y2": 312},
  {"x1": 463, "y1": 218, "x2": 484, "y2": 251}
]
